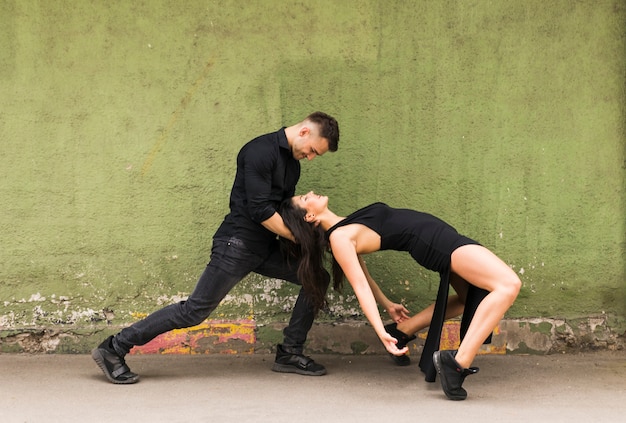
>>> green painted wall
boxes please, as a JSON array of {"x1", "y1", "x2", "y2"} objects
[{"x1": 1, "y1": 0, "x2": 625, "y2": 333}]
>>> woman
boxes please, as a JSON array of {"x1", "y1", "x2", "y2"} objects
[{"x1": 279, "y1": 192, "x2": 521, "y2": 400}]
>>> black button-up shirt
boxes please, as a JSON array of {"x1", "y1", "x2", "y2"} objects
[{"x1": 214, "y1": 128, "x2": 300, "y2": 256}]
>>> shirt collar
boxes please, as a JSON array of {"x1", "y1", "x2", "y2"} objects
[{"x1": 278, "y1": 127, "x2": 290, "y2": 151}]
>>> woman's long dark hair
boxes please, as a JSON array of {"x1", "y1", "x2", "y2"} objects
[{"x1": 279, "y1": 198, "x2": 336, "y2": 313}]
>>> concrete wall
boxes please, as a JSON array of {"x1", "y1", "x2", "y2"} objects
[{"x1": 1, "y1": 0, "x2": 624, "y2": 353}]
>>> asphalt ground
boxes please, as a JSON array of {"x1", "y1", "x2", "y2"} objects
[{"x1": 0, "y1": 351, "x2": 624, "y2": 423}]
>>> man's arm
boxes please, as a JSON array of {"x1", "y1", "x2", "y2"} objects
[{"x1": 261, "y1": 212, "x2": 296, "y2": 242}]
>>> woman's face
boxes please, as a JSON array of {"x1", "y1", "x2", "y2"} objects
[{"x1": 292, "y1": 191, "x2": 328, "y2": 217}]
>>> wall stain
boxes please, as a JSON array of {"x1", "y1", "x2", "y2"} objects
[{"x1": 141, "y1": 57, "x2": 214, "y2": 176}]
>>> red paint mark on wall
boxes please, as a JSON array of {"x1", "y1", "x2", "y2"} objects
[
  {"x1": 418, "y1": 320, "x2": 505, "y2": 355},
  {"x1": 130, "y1": 319, "x2": 256, "y2": 355}
]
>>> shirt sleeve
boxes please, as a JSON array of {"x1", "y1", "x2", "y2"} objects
[{"x1": 242, "y1": 143, "x2": 278, "y2": 223}]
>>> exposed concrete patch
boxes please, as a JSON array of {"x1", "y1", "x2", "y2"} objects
[
  {"x1": 503, "y1": 316, "x2": 625, "y2": 353},
  {"x1": 0, "y1": 329, "x2": 66, "y2": 353}
]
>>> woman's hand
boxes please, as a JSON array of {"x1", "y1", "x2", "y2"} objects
[
  {"x1": 380, "y1": 332, "x2": 409, "y2": 356},
  {"x1": 386, "y1": 302, "x2": 410, "y2": 323}
]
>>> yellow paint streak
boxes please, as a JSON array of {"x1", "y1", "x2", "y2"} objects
[
  {"x1": 140, "y1": 58, "x2": 214, "y2": 176},
  {"x1": 417, "y1": 321, "x2": 506, "y2": 355},
  {"x1": 130, "y1": 319, "x2": 256, "y2": 355}
]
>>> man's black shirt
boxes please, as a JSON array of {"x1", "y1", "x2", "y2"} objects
[{"x1": 214, "y1": 128, "x2": 300, "y2": 257}]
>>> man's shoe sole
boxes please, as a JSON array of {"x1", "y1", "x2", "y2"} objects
[
  {"x1": 271, "y1": 362, "x2": 326, "y2": 376},
  {"x1": 91, "y1": 348, "x2": 140, "y2": 385}
]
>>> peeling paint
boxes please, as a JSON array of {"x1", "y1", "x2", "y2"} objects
[
  {"x1": 1, "y1": 317, "x2": 623, "y2": 354},
  {"x1": 529, "y1": 321, "x2": 553, "y2": 335},
  {"x1": 350, "y1": 341, "x2": 369, "y2": 354},
  {"x1": 130, "y1": 320, "x2": 256, "y2": 355}
]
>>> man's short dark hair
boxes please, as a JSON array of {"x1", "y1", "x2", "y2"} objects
[{"x1": 306, "y1": 111, "x2": 339, "y2": 152}]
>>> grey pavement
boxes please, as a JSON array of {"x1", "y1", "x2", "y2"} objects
[{"x1": 0, "y1": 351, "x2": 624, "y2": 423}]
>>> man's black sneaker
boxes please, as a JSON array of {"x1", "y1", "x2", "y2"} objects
[
  {"x1": 432, "y1": 350, "x2": 478, "y2": 400},
  {"x1": 271, "y1": 344, "x2": 326, "y2": 376},
  {"x1": 91, "y1": 336, "x2": 140, "y2": 384},
  {"x1": 384, "y1": 322, "x2": 416, "y2": 366}
]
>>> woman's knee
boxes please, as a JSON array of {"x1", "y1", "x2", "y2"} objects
[{"x1": 500, "y1": 272, "x2": 522, "y2": 304}]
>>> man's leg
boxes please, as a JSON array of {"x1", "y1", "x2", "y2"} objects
[
  {"x1": 255, "y1": 244, "x2": 328, "y2": 376},
  {"x1": 92, "y1": 237, "x2": 261, "y2": 384}
]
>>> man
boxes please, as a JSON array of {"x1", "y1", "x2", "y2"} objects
[{"x1": 92, "y1": 112, "x2": 340, "y2": 384}]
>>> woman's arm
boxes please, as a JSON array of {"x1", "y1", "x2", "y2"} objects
[
  {"x1": 330, "y1": 234, "x2": 408, "y2": 355},
  {"x1": 358, "y1": 256, "x2": 410, "y2": 323}
]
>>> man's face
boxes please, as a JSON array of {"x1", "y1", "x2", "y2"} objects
[{"x1": 291, "y1": 127, "x2": 330, "y2": 161}]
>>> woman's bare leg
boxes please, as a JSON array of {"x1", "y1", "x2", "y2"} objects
[
  {"x1": 396, "y1": 273, "x2": 470, "y2": 335},
  {"x1": 397, "y1": 296, "x2": 464, "y2": 335},
  {"x1": 449, "y1": 245, "x2": 521, "y2": 368}
]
